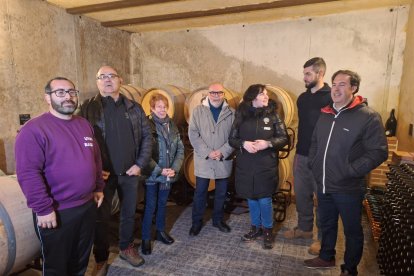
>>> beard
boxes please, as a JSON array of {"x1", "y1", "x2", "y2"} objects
[
  {"x1": 305, "y1": 80, "x2": 317, "y2": 89},
  {"x1": 51, "y1": 98, "x2": 77, "y2": 115}
]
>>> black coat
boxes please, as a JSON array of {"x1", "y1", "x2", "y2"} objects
[
  {"x1": 76, "y1": 93, "x2": 153, "y2": 171},
  {"x1": 309, "y1": 96, "x2": 388, "y2": 194},
  {"x1": 229, "y1": 104, "x2": 289, "y2": 199}
]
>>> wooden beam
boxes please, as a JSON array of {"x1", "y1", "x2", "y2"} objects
[
  {"x1": 66, "y1": 0, "x2": 181, "y2": 14},
  {"x1": 101, "y1": 0, "x2": 339, "y2": 27}
]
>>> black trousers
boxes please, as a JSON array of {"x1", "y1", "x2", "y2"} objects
[{"x1": 33, "y1": 200, "x2": 96, "y2": 276}]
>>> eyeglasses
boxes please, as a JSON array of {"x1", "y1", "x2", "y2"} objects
[
  {"x1": 209, "y1": 91, "x2": 224, "y2": 96},
  {"x1": 47, "y1": 89, "x2": 79, "y2": 97},
  {"x1": 96, "y1": 74, "x2": 119, "y2": 80}
]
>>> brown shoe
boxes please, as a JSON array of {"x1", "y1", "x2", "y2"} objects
[
  {"x1": 308, "y1": 240, "x2": 321, "y2": 255},
  {"x1": 304, "y1": 257, "x2": 335, "y2": 269},
  {"x1": 92, "y1": 260, "x2": 108, "y2": 276},
  {"x1": 120, "y1": 243, "x2": 145, "y2": 267},
  {"x1": 283, "y1": 227, "x2": 313, "y2": 239}
]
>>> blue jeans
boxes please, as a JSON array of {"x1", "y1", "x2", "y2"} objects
[
  {"x1": 94, "y1": 175, "x2": 138, "y2": 262},
  {"x1": 317, "y1": 192, "x2": 364, "y2": 275},
  {"x1": 141, "y1": 183, "x2": 171, "y2": 240},
  {"x1": 192, "y1": 177, "x2": 228, "y2": 226},
  {"x1": 247, "y1": 197, "x2": 273, "y2": 228}
]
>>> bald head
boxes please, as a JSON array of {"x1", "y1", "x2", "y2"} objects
[
  {"x1": 96, "y1": 65, "x2": 123, "y2": 99},
  {"x1": 209, "y1": 83, "x2": 224, "y2": 92},
  {"x1": 208, "y1": 83, "x2": 225, "y2": 107}
]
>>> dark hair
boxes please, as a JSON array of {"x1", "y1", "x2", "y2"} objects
[
  {"x1": 303, "y1": 57, "x2": 326, "y2": 76},
  {"x1": 331, "y1": 70, "x2": 361, "y2": 94},
  {"x1": 242, "y1": 84, "x2": 266, "y2": 103},
  {"x1": 235, "y1": 84, "x2": 268, "y2": 122},
  {"x1": 149, "y1": 93, "x2": 169, "y2": 109},
  {"x1": 44, "y1": 77, "x2": 75, "y2": 93}
]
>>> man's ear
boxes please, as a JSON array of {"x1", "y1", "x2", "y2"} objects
[{"x1": 45, "y1": 93, "x2": 51, "y2": 105}]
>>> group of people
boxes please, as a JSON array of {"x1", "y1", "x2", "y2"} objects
[{"x1": 14, "y1": 57, "x2": 388, "y2": 276}]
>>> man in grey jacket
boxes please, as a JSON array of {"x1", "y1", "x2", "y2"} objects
[{"x1": 188, "y1": 83, "x2": 235, "y2": 236}]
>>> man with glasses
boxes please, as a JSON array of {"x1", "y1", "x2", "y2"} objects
[
  {"x1": 15, "y1": 77, "x2": 105, "y2": 275},
  {"x1": 77, "y1": 65, "x2": 152, "y2": 273},
  {"x1": 188, "y1": 83, "x2": 235, "y2": 236}
]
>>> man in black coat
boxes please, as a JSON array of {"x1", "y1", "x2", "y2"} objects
[
  {"x1": 77, "y1": 66, "x2": 152, "y2": 274},
  {"x1": 304, "y1": 70, "x2": 388, "y2": 276}
]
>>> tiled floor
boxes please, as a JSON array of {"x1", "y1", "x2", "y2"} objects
[{"x1": 16, "y1": 200, "x2": 380, "y2": 275}]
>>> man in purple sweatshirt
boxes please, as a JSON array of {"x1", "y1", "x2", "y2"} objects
[{"x1": 15, "y1": 77, "x2": 105, "y2": 275}]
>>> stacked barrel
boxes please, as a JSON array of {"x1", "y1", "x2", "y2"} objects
[{"x1": 377, "y1": 163, "x2": 414, "y2": 275}]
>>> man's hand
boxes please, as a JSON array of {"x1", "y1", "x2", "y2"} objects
[
  {"x1": 208, "y1": 150, "x2": 223, "y2": 160},
  {"x1": 37, "y1": 211, "x2": 57, "y2": 229},
  {"x1": 102, "y1": 170, "x2": 110, "y2": 181},
  {"x1": 94, "y1": 192, "x2": 104, "y2": 208},
  {"x1": 126, "y1": 164, "x2": 141, "y2": 176}
]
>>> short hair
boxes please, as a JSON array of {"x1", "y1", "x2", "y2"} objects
[
  {"x1": 45, "y1": 77, "x2": 75, "y2": 94},
  {"x1": 303, "y1": 57, "x2": 326, "y2": 76},
  {"x1": 331, "y1": 70, "x2": 361, "y2": 94},
  {"x1": 96, "y1": 65, "x2": 120, "y2": 78},
  {"x1": 149, "y1": 93, "x2": 169, "y2": 109}
]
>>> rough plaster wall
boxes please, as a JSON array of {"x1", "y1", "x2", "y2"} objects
[
  {"x1": 74, "y1": 16, "x2": 130, "y2": 101},
  {"x1": 131, "y1": 5, "x2": 409, "y2": 123},
  {"x1": 397, "y1": 3, "x2": 414, "y2": 151},
  {"x1": 0, "y1": 0, "x2": 130, "y2": 173}
]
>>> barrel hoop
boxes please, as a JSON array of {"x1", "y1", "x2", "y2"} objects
[{"x1": 0, "y1": 201, "x2": 16, "y2": 276}]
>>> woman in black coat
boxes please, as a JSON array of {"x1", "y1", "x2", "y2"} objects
[{"x1": 229, "y1": 84, "x2": 289, "y2": 249}]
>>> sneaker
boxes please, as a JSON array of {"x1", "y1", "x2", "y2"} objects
[
  {"x1": 304, "y1": 257, "x2": 335, "y2": 269},
  {"x1": 92, "y1": 260, "x2": 108, "y2": 276},
  {"x1": 283, "y1": 227, "x2": 313, "y2": 239},
  {"x1": 263, "y1": 227, "x2": 274, "y2": 250},
  {"x1": 119, "y1": 243, "x2": 145, "y2": 267},
  {"x1": 308, "y1": 240, "x2": 321, "y2": 255},
  {"x1": 241, "y1": 225, "x2": 263, "y2": 242}
]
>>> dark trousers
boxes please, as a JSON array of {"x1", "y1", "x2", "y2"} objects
[
  {"x1": 141, "y1": 183, "x2": 171, "y2": 240},
  {"x1": 94, "y1": 175, "x2": 138, "y2": 262},
  {"x1": 34, "y1": 200, "x2": 96, "y2": 276},
  {"x1": 318, "y1": 192, "x2": 364, "y2": 275},
  {"x1": 192, "y1": 177, "x2": 228, "y2": 226}
]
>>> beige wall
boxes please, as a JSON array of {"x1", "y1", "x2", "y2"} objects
[
  {"x1": 0, "y1": 0, "x2": 130, "y2": 173},
  {"x1": 131, "y1": 5, "x2": 408, "y2": 121},
  {"x1": 397, "y1": 1, "x2": 414, "y2": 151}
]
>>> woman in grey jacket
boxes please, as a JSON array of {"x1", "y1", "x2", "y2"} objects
[{"x1": 141, "y1": 93, "x2": 185, "y2": 255}]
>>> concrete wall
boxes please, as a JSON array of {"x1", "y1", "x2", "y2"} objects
[
  {"x1": 397, "y1": 2, "x2": 414, "y2": 151},
  {"x1": 0, "y1": 0, "x2": 130, "y2": 173},
  {"x1": 131, "y1": 5, "x2": 409, "y2": 130}
]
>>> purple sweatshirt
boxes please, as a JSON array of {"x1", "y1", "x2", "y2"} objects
[{"x1": 15, "y1": 112, "x2": 105, "y2": 215}]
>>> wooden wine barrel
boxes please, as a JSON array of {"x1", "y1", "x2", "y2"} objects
[
  {"x1": 119, "y1": 84, "x2": 145, "y2": 104},
  {"x1": 184, "y1": 86, "x2": 241, "y2": 124},
  {"x1": 141, "y1": 85, "x2": 191, "y2": 126},
  {"x1": 265, "y1": 85, "x2": 295, "y2": 127},
  {"x1": 183, "y1": 151, "x2": 215, "y2": 191},
  {"x1": 0, "y1": 176, "x2": 40, "y2": 275},
  {"x1": 278, "y1": 158, "x2": 291, "y2": 190}
]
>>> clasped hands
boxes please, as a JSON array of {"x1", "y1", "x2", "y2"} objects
[
  {"x1": 208, "y1": 150, "x2": 223, "y2": 161},
  {"x1": 243, "y1": 139, "x2": 270, "y2": 153}
]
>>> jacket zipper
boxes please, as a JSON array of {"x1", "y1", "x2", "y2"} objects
[{"x1": 322, "y1": 110, "x2": 344, "y2": 194}]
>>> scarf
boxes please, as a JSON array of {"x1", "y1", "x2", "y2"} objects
[{"x1": 151, "y1": 112, "x2": 172, "y2": 190}]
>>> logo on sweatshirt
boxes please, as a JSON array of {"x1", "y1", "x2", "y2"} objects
[{"x1": 84, "y1": 136, "x2": 93, "y2": 147}]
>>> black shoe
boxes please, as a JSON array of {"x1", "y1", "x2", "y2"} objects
[
  {"x1": 141, "y1": 240, "x2": 151, "y2": 255},
  {"x1": 263, "y1": 227, "x2": 274, "y2": 249},
  {"x1": 189, "y1": 224, "x2": 202, "y2": 236},
  {"x1": 241, "y1": 225, "x2": 263, "y2": 242},
  {"x1": 156, "y1": 231, "x2": 175, "y2": 244},
  {"x1": 213, "y1": 221, "x2": 231, "y2": 233}
]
